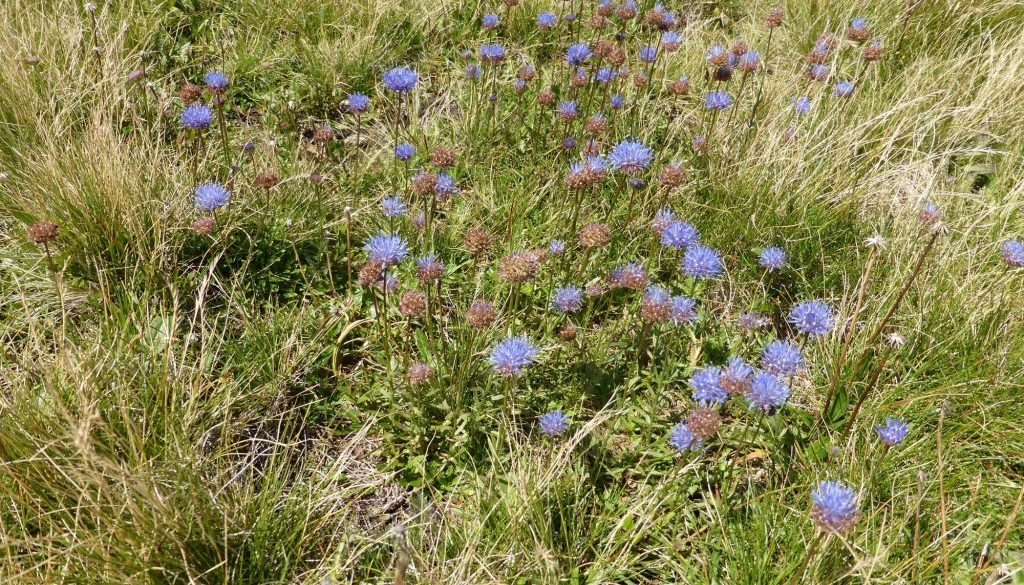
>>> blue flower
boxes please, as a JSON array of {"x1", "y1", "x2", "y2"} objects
[
  {"x1": 669, "y1": 422, "x2": 704, "y2": 453},
  {"x1": 465, "y1": 64, "x2": 481, "y2": 80},
  {"x1": 561, "y1": 137, "x2": 577, "y2": 151},
  {"x1": 746, "y1": 371, "x2": 790, "y2": 414},
  {"x1": 551, "y1": 285, "x2": 584, "y2": 314},
  {"x1": 792, "y1": 96, "x2": 812, "y2": 116},
  {"x1": 760, "y1": 340, "x2": 803, "y2": 376},
  {"x1": 548, "y1": 240, "x2": 566, "y2": 256},
  {"x1": 690, "y1": 366, "x2": 727, "y2": 407},
  {"x1": 660, "y1": 221, "x2": 700, "y2": 250},
  {"x1": 381, "y1": 196, "x2": 407, "y2": 218},
  {"x1": 610, "y1": 95, "x2": 625, "y2": 110},
  {"x1": 661, "y1": 31, "x2": 681, "y2": 49},
  {"x1": 705, "y1": 44, "x2": 726, "y2": 66},
  {"x1": 921, "y1": 201, "x2": 942, "y2": 224},
  {"x1": 1003, "y1": 240, "x2": 1024, "y2": 268},
  {"x1": 482, "y1": 13, "x2": 499, "y2": 29},
  {"x1": 759, "y1": 247, "x2": 787, "y2": 271},
  {"x1": 703, "y1": 91, "x2": 732, "y2": 111},
  {"x1": 608, "y1": 140, "x2": 653, "y2": 174},
  {"x1": 738, "y1": 51, "x2": 761, "y2": 72},
  {"x1": 382, "y1": 66, "x2": 418, "y2": 94},
  {"x1": 638, "y1": 45, "x2": 657, "y2": 63},
  {"x1": 203, "y1": 71, "x2": 228, "y2": 93},
  {"x1": 812, "y1": 481, "x2": 860, "y2": 533},
  {"x1": 875, "y1": 418, "x2": 909, "y2": 446},
  {"x1": 479, "y1": 44, "x2": 506, "y2": 63},
  {"x1": 595, "y1": 67, "x2": 617, "y2": 84},
  {"x1": 395, "y1": 143, "x2": 415, "y2": 161},
  {"x1": 347, "y1": 92, "x2": 370, "y2": 114},
  {"x1": 490, "y1": 336, "x2": 539, "y2": 378},
  {"x1": 434, "y1": 173, "x2": 459, "y2": 200},
  {"x1": 363, "y1": 233, "x2": 409, "y2": 266},
  {"x1": 557, "y1": 101, "x2": 579, "y2": 120},
  {"x1": 834, "y1": 80, "x2": 855, "y2": 97},
  {"x1": 513, "y1": 79, "x2": 526, "y2": 92},
  {"x1": 652, "y1": 208, "x2": 676, "y2": 234},
  {"x1": 180, "y1": 104, "x2": 213, "y2": 130},
  {"x1": 566, "y1": 43, "x2": 591, "y2": 66},
  {"x1": 682, "y1": 245, "x2": 723, "y2": 279},
  {"x1": 670, "y1": 296, "x2": 698, "y2": 326},
  {"x1": 850, "y1": 18, "x2": 868, "y2": 31},
  {"x1": 537, "y1": 12, "x2": 557, "y2": 29},
  {"x1": 539, "y1": 411, "x2": 569, "y2": 437},
  {"x1": 415, "y1": 254, "x2": 445, "y2": 281},
  {"x1": 194, "y1": 181, "x2": 229, "y2": 211},
  {"x1": 808, "y1": 63, "x2": 830, "y2": 81},
  {"x1": 720, "y1": 356, "x2": 754, "y2": 395},
  {"x1": 788, "y1": 301, "x2": 834, "y2": 337}
]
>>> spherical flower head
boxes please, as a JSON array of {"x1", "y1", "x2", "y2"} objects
[
  {"x1": 434, "y1": 173, "x2": 460, "y2": 201},
  {"x1": 920, "y1": 201, "x2": 942, "y2": 225},
  {"x1": 652, "y1": 208, "x2": 677, "y2": 236},
  {"x1": 692, "y1": 134, "x2": 707, "y2": 151},
  {"x1": 561, "y1": 137, "x2": 577, "y2": 151},
  {"x1": 705, "y1": 44, "x2": 727, "y2": 67},
  {"x1": 538, "y1": 411, "x2": 569, "y2": 437},
  {"x1": 848, "y1": 18, "x2": 870, "y2": 42},
  {"x1": 203, "y1": 71, "x2": 228, "y2": 93},
  {"x1": 551, "y1": 285, "x2": 584, "y2": 314},
  {"x1": 595, "y1": 67, "x2": 617, "y2": 85},
  {"x1": 720, "y1": 356, "x2": 754, "y2": 396},
  {"x1": 609, "y1": 140, "x2": 653, "y2": 174},
  {"x1": 638, "y1": 45, "x2": 657, "y2": 63},
  {"x1": 513, "y1": 79, "x2": 526, "y2": 93},
  {"x1": 704, "y1": 91, "x2": 732, "y2": 111},
  {"x1": 610, "y1": 95, "x2": 625, "y2": 110},
  {"x1": 479, "y1": 43, "x2": 506, "y2": 64},
  {"x1": 737, "y1": 51, "x2": 761, "y2": 73},
  {"x1": 415, "y1": 253, "x2": 445, "y2": 282},
  {"x1": 564, "y1": 12, "x2": 577, "y2": 22},
  {"x1": 834, "y1": 80, "x2": 855, "y2": 98},
  {"x1": 408, "y1": 362, "x2": 434, "y2": 386},
  {"x1": 465, "y1": 64, "x2": 482, "y2": 80},
  {"x1": 660, "y1": 221, "x2": 700, "y2": 251},
  {"x1": 682, "y1": 245, "x2": 723, "y2": 279},
  {"x1": 347, "y1": 92, "x2": 370, "y2": 114},
  {"x1": 875, "y1": 417, "x2": 909, "y2": 447},
  {"x1": 180, "y1": 104, "x2": 213, "y2": 130},
  {"x1": 669, "y1": 422, "x2": 703, "y2": 453},
  {"x1": 548, "y1": 240, "x2": 566, "y2": 256},
  {"x1": 811, "y1": 481, "x2": 860, "y2": 534},
  {"x1": 690, "y1": 366, "x2": 727, "y2": 407},
  {"x1": 363, "y1": 233, "x2": 409, "y2": 267},
  {"x1": 382, "y1": 66, "x2": 418, "y2": 94},
  {"x1": 194, "y1": 181, "x2": 229, "y2": 211},
  {"x1": 808, "y1": 63, "x2": 830, "y2": 82},
  {"x1": 557, "y1": 101, "x2": 579, "y2": 121},
  {"x1": 640, "y1": 285, "x2": 671, "y2": 322},
  {"x1": 670, "y1": 296, "x2": 698, "y2": 326},
  {"x1": 1002, "y1": 240, "x2": 1024, "y2": 268},
  {"x1": 566, "y1": 43, "x2": 591, "y2": 66},
  {"x1": 759, "y1": 246, "x2": 787, "y2": 271},
  {"x1": 788, "y1": 300, "x2": 834, "y2": 337},
  {"x1": 746, "y1": 371, "x2": 791, "y2": 414},
  {"x1": 661, "y1": 31, "x2": 681, "y2": 51},
  {"x1": 760, "y1": 340, "x2": 803, "y2": 376},
  {"x1": 537, "y1": 12, "x2": 557, "y2": 29},
  {"x1": 489, "y1": 336, "x2": 539, "y2": 378},
  {"x1": 738, "y1": 311, "x2": 766, "y2": 333},
  {"x1": 395, "y1": 142, "x2": 415, "y2": 161},
  {"x1": 381, "y1": 195, "x2": 408, "y2": 218},
  {"x1": 792, "y1": 96, "x2": 812, "y2": 116},
  {"x1": 482, "y1": 13, "x2": 499, "y2": 29}
]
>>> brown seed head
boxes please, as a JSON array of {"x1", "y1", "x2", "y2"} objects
[
  {"x1": 669, "y1": 78, "x2": 690, "y2": 95},
  {"x1": 499, "y1": 251, "x2": 541, "y2": 284},
  {"x1": 537, "y1": 89, "x2": 556, "y2": 107},
  {"x1": 578, "y1": 223, "x2": 611, "y2": 249},
  {"x1": 192, "y1": 216, "x2": 216, "y2": 236},
  {"x1": 558, "y1": 324, "x2": 579, "y2": 342},
  {"x1": 256, "y1": 172, "x2": 279, "y2": 189},
  {"x1": 765, "y1": 7, "x2": 784, "y2": 28},
  {"x1": 178, "y1": 83, "x2": 202, "y2": 104},
  {"x1": 685, "y1": 408, "x2": 721, "y2": 439},
  {"x1": 411, "y1": 171, "x2": 439, "y2": 196},
  {"x1": 466, "y1": 299, "x2": 497, "y2": 329},
  {"x1": 27, "y1": 220, "x2": 59, "y2": 245},
  {"x1": 398, "y1": 291, "x2": 428, "y2": 317},
  {"x1": 408, "y1": 362, "x2": 434, "y2": 386},
  {"x1": 464, "y1": 228, "x2": 493, "y2": 257},
  {"x1": 431, "y1": 148, "x2": 457, "y2": 169},
  {"x1": 659, "y1": 164, "x2": 688, "y2": 189},
  {"x1": 357, "y1": 261, "x2": 385, "y2": 287}
]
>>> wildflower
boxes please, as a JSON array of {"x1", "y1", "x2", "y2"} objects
[
  {"x1": 847, "y1": 18, "x2": 870, "y2": 43},
  {"x1": 759, "y1": 246, "x2": 787, "y2": 271},
  {"x1": 482, "y1": 13, "x2": 499, "y2": 30},
  {"x1": 548, "y1": 240, "x2": 566, "y2": 256},
  {"x1": 314, "y1": 124, "x2": 335, "y2": 144},
  {"x1": 920, "y1": 201, "x2": 942, "y2": 225},
  {"x1": 597, "y1": 0, "x2": 613, "y2": 17},
  {"x1": 539, "y1": 411, "x2": 570, "y2": 437},
  {"x1": 875, "y1": 417, "x2": 910, "y2": 446},
  {"x1": 652, "y1": 208, "x2": 677, "y2": 236},
  {"x1": 490, "y1": 336, "x2": 539, "y2": 378},
  {"x1": 566, "y1": 43, "x2": 591, "y2": 66},
  {"x1": 640, "y1": 286, "x2": 672, "y2": 323},
  {"x1": 395, "y1": 143, "x2": 415, "y2": 161},
  {"x1": 415, "y1": 254, "x2": 445, "y2": 282},
  {"x1": 690, "y1": 366, "x2": 728, "y2": 407},
  {"x1": 191, "y1": 216, "x2": 215, "y2": 236},
  {"x1": 705, "y1": 44, "x2": 728, "y2": 68},
  {"x1": 615, "y1": 0, "x2": 637, "y2": 20},
  {"x1": 411, "y1": 171, "x2": 438, "y2": 196},
  {"x1": 398, "y1": 290, "x2": 428, "y2": 317},
  {"x1": 579, "y1": 223, "x2": 612, "y2": 249},
  {"x1": 811, "y1": 481, "x2": 860, "y2": 534},
  {"x1": 610, "y1": 95, "x2": 625, "y2": 110},
  {"x1": 807, "y1": 63, "x2": 829, "y2": 82},
  {"x1": 382, "y1": 66, "x2": 418, "y2": 94},
  {"x1": 26, "y1": 220, "x2": 59, "y2": 245},
  {"x1": 557, "y1": 101, "x2": 579, "y2": 121},
  {"x1": 466, "y1": 299, "x2": 497, "y2": 329},
  {"x1": 499, "y1": 251, "x2": 541, "y2": 284},
  {"x1": 760, "y1": 340, "x2": 803, "y2": 376},
  {"x1": 465, "y1": 64, "x2": 481, "y2": 80},
  {"x1": 682, "y1": 245, "x2": 723, "y2": 279},
  {"x1": 738, "y1": 312, "x2": 766, "y2": 333},
  {"x1": 408, "y1": 363, "x2": 434, "y2": 386},
  {"x1": 551, "y1": 285, "x2": 584, "y2": 314},
  {"x1": 765, "y1": 6, "x2": 784, "y2": 28},
  {"x1": 609, "y1": 140, "x2": 653, "y2": 174},
  {"x1": 479, "y1": 43, "x2": 506, "y2": 64},
  {"x1": 537, "y1": 12, "x2": 557, "y2": 29},
  {"x1": 713, "y1": 65, "x2": 734, "y2": 82},
  {"x1": 375, "y1": 273, "x2": 399, "y2": 292},
  {"x1": 686, "y1": 408, "x2": 721, "y2": 440},
  {"x1": 704, "y1": 91, "x2": 732, "y2": 111},
  {"x1": 203, "y1": 71, "x2": 228, "y2": 93},
  {"x1": 1002, "y1": 240, "x2": 1024, "y2": 268},
  {"x1": 661, "y1": 221, "x2": 700, "y2": 251},
  {"x1": 692, "y1": 134, "x2": 707, "y2": 151},
  {"x1": 381, "y1": 195, "x2": 407, "y2": 218},
  {"x1": 669, "y1": 76, "x2": 690, "y2": 95},
  {"x1": 595, "y1": 67, "x2": 617, "y2": 85},
  {"x1": 364, "y1": 233, "x2": 409, "y2": 266},
  {"x1": 834, "y1": 81, "x2": 855, "y2": 98},
  {"x1": 585, "y1": 283, "x2": 602, "y2": 298},
  {"x1": 639, "y1": 45, "x2": 657, "y2": 63},
  {"x1": 862, "y1": 40, "x2": 884, "y2": 62},
  {"x1": 464, "y1": 228, "x2": 493, "y2": 257},
  {"x1": 347, "y1": 92, "x2": 370, "y2": 113},
  {"x1": 737, "y1": 51, "x2": 761, "y2": 73},
  {"x1": 661, "y1": 32, "x2": 682, "y2": 52},
  {"x1": 561, "y1": 137, "x2": 577, "y2": 151},
  {"x1": 720, "y1": 357, "x2": 753, "y2": 396},
  {"x1": 434, "y1": 173, "x2": 459, "y2": 201},
  {"x1": 792, "y1": 96, "x2": 812, "y2": 116},
  {"x1": 585, "y1": 114, "x2": 607, "y2": 136},
  {"x1": 431, "y1": 148, "x2": 456, "y2": 169},
  {"x1": 255, "y1": 172, "x2": 279, "y2": 189},
  {"x1": 669, "y1": 422, "x2": 704, "y2": 453},
  {"x1": 357, "y1": 261, "x2": 384, "y2": 287},
  {"x1": 179, "y1": 82, "x2": 202, "y2": 104},
  {"x1": 558, "y1": 324, "x2": 579, "y2": 341},
  {"x1": 538, "y1": 89, "x2": 556, "y2": 107},
  {"x1": 669, "y1": 296, "x2": 698, "y2": 326},
  {"x1": 180, "y1": 104, "x2": 213, "y2": 129},
  {"x1": 612, "y1": 263, "x2": 648, "y2": 290},
  {"x1": 195, "y1": 181, "x2": 229, "y2": 211},
  {"x1": 788, "y1": 301, "x2": 834, "y2": 337},
  {"x1": 746, "y1": 371, "x2": 790, "y2": 414},
  {"x1": 412, "y1": 212, "x2": 426, "y2": 231}
]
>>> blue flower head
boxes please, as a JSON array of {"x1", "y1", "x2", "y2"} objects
[
  {"x1": 690, "y1": 366, "x2": 728, "y2": 407},
  {"x1": 537, "y1": 12, "x2": 557, "y2": 29},
  {"x1": 595, "y1": 67, "x2": 617, "y2": 85},
  {"x1": 682, "y1": 245, "x2": 723, "y2": 279},
  {"x1": 639, "y1": 45, "x2": 657, "y2": 63},
  {"x1": 180, "y1": 104, "x2": 213, "y2": 130},
  {"x1": 539, "y1": 411, "x2": 569, "y2": 437},
  {"x1": 347, "y1": 92, "x2": 370, "y2": 113},
  {"x1": 479, "y1": 43, "x2": 506, "y2": 63},
  {"x1": 704, "y1": 91, "x2": 733, "y2": 111},
  {"x1": 705, "y1": 44, "x2": 726, "y2": 66},
  {"x1": 490, "y1": 336, "x2": 539, "y2": 378},
  {"x1": 670, "y1": 296, "x2": 698, "y2": 326},
  {"x1": 1003, "y1": 240, "x2": 1024, "y2": 268},
  {"x1": 566, "y1": 43, "x2": 591, "y2": 66},
  {"x1": 395, "y1": 143, "x2": 415, "y2": 161},
  {"x1": 661, "y1": 31, "x2": 681, "y2": 48},
  {"x1": 610, "y1": 95, "x2": 625, "y2": 110},
  {"x1": 203, "y1": 71, "x2": 228, "y2": 93},
  {"x1": 557, "y1": 101, "x2": 579, "y2": 120},
  {"x1": 381, "y1": 195, "x2": 407, "y2": 218},
  {"x1": 609, "y1": 140, "x2": 653, "y2": 174},
  {"x1": 875, "y1": 417, "x2": 909, "y2": 446},
  {"x1": 465, "y1": 64, "x2": 481, "y2": 80},
  {"x1": 720, "y1": 356, "x2": 754, "y2": 395},
  {"x1": 788, "y1": 301, "x2": 834, "y2": 337},
  {"x1": 548, "y1": 240, "x2": 566, "y2": 256},
  {"x1": 808, "y1": 63, "x2": 830, "y2": 81},
  {"x1": 669, "y1": 422, "x2": 704, "y2": 453},
  {"x1": 759, "y1": 246, "x2": 787, "y2": 271},
  {"x1": 834, "y1": 80, "x2": 855, "y2": 98},
  {"x1": 812, "y1": 481, "x2": 860, "y2": 533},
  {"x1": 195, "y1": 181, "x2": 229, "y2": 211},
  {"x1": 551, "y1": 285, "x2": 584, "y2": 314},
  {"x1": 482, "y1": 13, "x2": 499, "y2": 29},
  {"x1": 661, "y1": 221, "x2": 700, "y2": 250},
  {"x1": 851, "y1": 18, "x2": 868, "y2": 31},
  {"x1": 792, "y1": 96, "x2": 812, "y2": 116},
  {"x1": 738, "y1": 51, "x2": 761, "y2": 71},
  {"x1": 746, "y1": 371, "x2": 790, "y2": 414},
  {"x1": 760, "y1": 340, "x2": 803, "y2": 376},
  {"x1": 363, "y1": 233, "x2": 409, "y2": 266},
  {"x1": 382, "y1": 67, "x2": 418, "y2": 94},
  {"x1": 434, "y1": 173, "x2": 460, "y2": 200}
]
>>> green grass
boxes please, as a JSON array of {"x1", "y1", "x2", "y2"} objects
[{"x1": 2, "y1": 0, "x2": 1024, "y2": 583}]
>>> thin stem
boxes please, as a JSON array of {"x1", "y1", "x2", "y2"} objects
[{"x1": 823, "y1": 248, "x2": 878, "y2": 417}]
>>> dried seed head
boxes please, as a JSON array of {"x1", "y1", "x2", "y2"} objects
[
  {"x1": 537, "y1": 89, "x2": 556, "y2": 107},
  {"x1": 862, "y1": 41, "x2": 884, "y2": 62},
  {"x1": 314, "y1": 125, "x2": 334, "y2": 144},
  {"x1": 357, "y1": 261, "x2": 385, "y2": 287},
  {"x1": 558, "y1": 324, "x2": 579, "y2": 341},
  {"x1": 578, "y1": 223, "x2": 611, "y2": 249},
  {"x1": 633, "y1": 73, "x2": 649, "y2": 87},
  {"x1": 431, "y1": 148, "x2": 457, "y2": 169},
  {"x1": 589, "y1": 14, "x2": 608, "y2": 29},
  {"x1": 178, "y1": 83, "x2": 203, "y2": 104},
  {"x1": 256, "y1": 172, "x2": 279, "y2": 189},
  {"x1": 191, "y1": 216, "x2": 216, "y2": 236},
  {"x1": 408, "y1": 362, "x2": 434, "y2": 386},
  {"x1": 466, "y1": 299, "x2": 497, "y2": 329},
  {"x1": 659, "y1": 164, "x2": 688, "y2": 189},
  {"x1": 685, "y1": 408, "x2": 721, "y2": 439},
  {"x1": 585, "y1": 283, "x2": 603, "y2": 298},
  {"x1": 669, "y1": 77, "x2": 690, "y2": 95},
  {"x1": 765, "y1": 7, "x2": 784, "y2": 28},
  {"x1": 464, "y1": 228, "x2": 493, "y2": 257},
  {"x1": 398, "y1": 291, "x2": 428, "y2": 317},
  {"x1": 499, "y1": 251, "x2": 541, "y2": 284},
  {"x1": 27, "y1": 220, "x2": 59, "y2": 245},
  {"x1": 411, "y1": 171, "x2": 438, "y2": 196}
]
